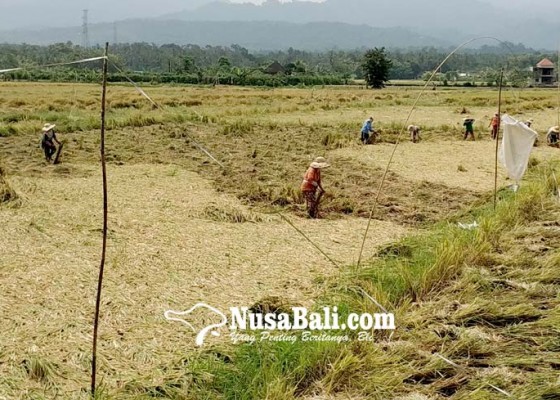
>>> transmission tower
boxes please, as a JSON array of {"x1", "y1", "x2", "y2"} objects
[
  {"x1": 82, "y1": 9, "x2": 89, "y2": 48},
  {"x1": 113, "y1": 22, "x2": 118, "y2": 45}
]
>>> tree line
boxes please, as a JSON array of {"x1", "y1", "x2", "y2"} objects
[{"x1": 0, "y1": 42, "x2": 556, "y2": 87}]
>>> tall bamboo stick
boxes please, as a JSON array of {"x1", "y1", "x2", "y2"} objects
[
  {"x1": 493, "y1": 68, "x2": 504, "y2": 211},
  {"x1": 91, "y1": 42, "x2": 109, "y2": 397}
]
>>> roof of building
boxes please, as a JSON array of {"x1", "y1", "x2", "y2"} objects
[
  {"x1": 536, "y1": 58, "x2": 555, "y2": 68},
  {"x1": 264, "y1": 61, "x2": 285, "y2": 75}
]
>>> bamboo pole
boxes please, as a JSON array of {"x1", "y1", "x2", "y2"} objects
[
  {"x1": 91, "y1": 42, "x2": 109, "y2": 397},
  {"x1": 557, "y1": 46, "x2": 560, "y2": 127},
  {"x1": 493, "y1": 68, "x2": 504, "y2": 211}
]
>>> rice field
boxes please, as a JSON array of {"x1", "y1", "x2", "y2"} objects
[{"x1": 1, "y1": 82, "x2": 559, "y2": 399}]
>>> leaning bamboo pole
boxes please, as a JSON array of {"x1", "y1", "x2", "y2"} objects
[{"x1": 494, "y1": 68, "x2": 504, "y2": 211}]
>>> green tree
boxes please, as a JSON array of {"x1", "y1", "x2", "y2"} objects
[
  {"x1": 294, "y1": 60, "x2": 308, "y2": 73},
  {"x1": 361, "y1": 47, "x2": 392, "y2": 88},
  {"x1": 507, "y1": 68, "x2": 530, "y2": 88},
  {"x1": 183, "y1": 56, "x2": 195, "y2": 73},
  {"x1": 218, "y1": 56, "x2": 231, "y2": 70}
]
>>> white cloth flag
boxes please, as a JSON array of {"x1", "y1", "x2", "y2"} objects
[{"x1": 498, "y1": 114, "x2": 537, "y2": 184}]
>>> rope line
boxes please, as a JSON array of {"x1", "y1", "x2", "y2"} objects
[
  {"x1": 108, "y1": 61, "x2": 222, "y2": 169},
  {"x1": 109, "y1": 63, "x2": 161, "y2": 109},
  {"x1": 278, "y1": 213, "x2": 339, "y2": 268},
  {"x1": 0, "y1": 56, "x2": 106, "y2": 74}
]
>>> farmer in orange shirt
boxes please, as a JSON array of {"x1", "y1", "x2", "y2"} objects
[
  {"x1": 489, "y1": 113, "x2": 500, "y2": 140},
  {"x1": 301, "y1": 157, "x2": 330, "y2": 218}
]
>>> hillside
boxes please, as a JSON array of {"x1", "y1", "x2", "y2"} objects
[
  {"x1": 0, "y1": 0, "x2": 558, "y2": 50},
  {"x1": 0, "y1": 20, "x2": 451, "y2": 50},
  {"x1": 164, "y1": 0, "x2": 560, "y2": 49}
]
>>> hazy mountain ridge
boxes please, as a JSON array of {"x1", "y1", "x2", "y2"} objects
[
  {"x1": 163, "y1": 0, "x2": 560, "y2": 49},
  {"x1": 0, "y1": 0, "x2": 558, "y2": 50},
  {"x1": 0, "y1": 20, "x2": 452, "y2": 50}
]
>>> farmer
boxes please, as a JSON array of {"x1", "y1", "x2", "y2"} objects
[
  {"x1": 525, "y1": 119, "x2": 538, "y2": 146},
  {"x1": 463, "y1": 117, "x2": 475, "y2": 141},
  {"x1": 488, "y1": 113, "x2": 499, "y2": 140},
  {"x1": 40, "y1": 123, "x2": 60, "y2": 162},
  {"x1": 546, "y1": 126, "x2": 559, "y2": 147},
  {"x1": 301, "y1": 157, "x2": 330, "y2": 218},
  {"x1": 408, "y1": 125, "x2": 420, "y2": 143},
  {"x1": 360, "y1": 116, "x2": 377, "y2": 144}
]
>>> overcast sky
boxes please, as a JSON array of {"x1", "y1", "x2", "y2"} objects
[{"x1": 0, "y1": 0, "x2": 556, "y2": 30}]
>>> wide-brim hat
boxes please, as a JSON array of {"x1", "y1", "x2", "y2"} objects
[
  {"x1": 551, "y1": 126, "x2": 560, "y2": 133},
  {"x1": 310, "y1": 156, "x2": 330, "y2": 169},
  {"x1": 42, "y1": 123, "x2": 56, "y2": 132}
]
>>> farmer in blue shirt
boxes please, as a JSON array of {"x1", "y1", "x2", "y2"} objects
[{"x1": 361, "y1": 116, "x2": 377, "y2": 144}]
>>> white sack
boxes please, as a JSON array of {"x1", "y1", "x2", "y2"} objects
[{"x1": 498, "y1": 114, "x2": 537, "y2": 183}]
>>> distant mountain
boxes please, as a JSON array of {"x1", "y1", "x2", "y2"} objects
[
  {"x1": 0, "y1": 0, "x2": 557, "y2": 50},
  {"x1": 0, "y1": 0, "x2": 558, "y2": 49},
  {"x1": 0, "y1": 19, "x2": 451, "y2": 50},
  {"x1": 162, "y1": 0, "x2": 560, "y2": 49}
]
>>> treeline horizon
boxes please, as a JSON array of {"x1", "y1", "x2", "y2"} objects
[{"x1": 1, "y1": 41, "x2": 557, "y2": 87}]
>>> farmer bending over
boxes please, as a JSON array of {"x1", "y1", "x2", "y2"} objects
[
  {"x1": 463, "y1": 117, "x2": 475, "y2": 141},
  {"x1": 525, "y1": 119, "x2": 538, "y2": 146},
  {"x1": 488, "y1": 113, "x2": 499, "y2": 140},
  {"x1": 547, "y1": 126, "x2": 559, "y2": 147},
  {"x1": 361, "y1": 116, "x2": 377, "y2": 144},
  {"x1": 40, "y1": 123, "x2": 60, "y2": 162},
  {"x1": 408, "y1": 125, "x2": 420, "y2": 143},
  {"x1": 301, "y1": 157, "x2": 330, "y2": 218}
]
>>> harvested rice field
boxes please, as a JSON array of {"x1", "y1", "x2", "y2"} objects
[{"x1": 1, "y1": 83, "x2": 559, "y2": 399}]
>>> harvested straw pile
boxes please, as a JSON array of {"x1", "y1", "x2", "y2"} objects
[
  {"x1": 195, "y1": 203, "x2": 272, "y2": 223},
  {"x1": 0, "y1": 165, "x2": 19, "y2": 206}
]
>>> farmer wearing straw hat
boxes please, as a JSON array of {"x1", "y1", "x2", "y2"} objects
[
  {"x1": 546, "y1": 126, "x2": 559, "y2": 147},
  {"x1": 408, "y1": 125, "x2": 420, "y2": 143},
  {"x1": 463, "y1": 116, "x2": 475, "y2": 141},
  {"x1": 488, "y1": 113, "x2": 499, "y2": 140},
  {"x1": 301, "y1": 157, "x2": 330, "y2": 218},
  {"x1": 40, "y1": 123, "x2": 60, "y2": 162}
]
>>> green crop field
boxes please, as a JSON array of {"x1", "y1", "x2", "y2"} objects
[{"x1": 1, "y1": 82, "x2": 559, "y2": 399}]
